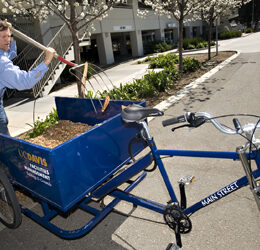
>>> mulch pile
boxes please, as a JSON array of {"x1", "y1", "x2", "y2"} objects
[{"x1": 18, "y1": 120, "x2": 94, "y2": 149}]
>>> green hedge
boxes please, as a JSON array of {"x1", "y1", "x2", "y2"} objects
[
  {"x1": 98, "y1": 65, "x2": 180, "y2": 100},
  {"x1": 93, "y1": 53, "x2": 199, "y2": 100},
  {"x1": 219, "y1": 30, "x2": 242, "y2": 39},
  {"x1": 148, "y1": 53, "x2": 179, "y2": 69},
  {"x1": 183, "y1": 57, "x2": 201, "y2": 73},
  {"x1": 245, "y1": 27, "x2": 253, "y2": 33},
  {"x1": 182, "y1": 37, "x2": 216, "y2": 50},
  {"x1": 183, "y1": 37, "x2": 204, "y2": 50},
  {"x1": 143, "y1": 41, "x2": 174, "y2": 54}
]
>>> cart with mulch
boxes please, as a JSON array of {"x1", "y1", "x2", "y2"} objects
[{"x1": 0, "y1": 97, "x2": 152, "y2": 238}]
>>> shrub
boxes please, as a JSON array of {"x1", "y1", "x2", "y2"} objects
[
  {"x1": 98, "y1": 66, "x2": 180, "y2": 100},
  {"x1": 187, "y1": 44, "x2": 196, "y2": 50},
  {"x1": 143, "y1": 70, "x2": 167, "y2": 92},
  {"x1": 196, "y1": 42, "x2": 205, "y2": 49},
  {"x1": 183, "y1": 57, "x2": 200, "y2": 73},
  {"x1": 154, "y1": 42, "x2": 174, "y2": 53},
  {"x1": 90, "y1": 52, "x2": 200, "y2": 102},
  {"x1": 219, "y1": 30, "x2": 242, "y2": 39},
  {"x1": 135, "y1": 78, "x2": 158, "y2": 98},
  {"x1": 85, "y1": 90, "x2": 100, "y2": 99},
  {"x1": 183, "y1": 37, "x2": 204, "y2": 50},
  {"x1": 26, "y1": 108, "x2": 59, "y2": 138},
  {"x1": 143, "y1": 41, "x2": 173, "y2": 54},
  {"x1": 245, "y1": 27, "x2": 253, "y2": 33},
  {"x1": 210, "y1": 41, "x2": 215, "y2": 46},
  {"x1": 148, "y1": 53, "x2": 179, "y2": 69},
  {"x1": 137, "y1": 56, "x2": 151, "y2": 64}
]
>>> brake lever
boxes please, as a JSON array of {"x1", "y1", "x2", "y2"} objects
[
  {"x1": 171, "y1": 118, "x2": 206, "y2": 132},
  {"x1": 171, "y1": 124, "x2": 190, "y2": 132},
  {"x1": 191, "y1": 117, "x2": 206, "y2": 128}
]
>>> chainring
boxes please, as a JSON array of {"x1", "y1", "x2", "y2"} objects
[{"x1": 163, "y1": 204, "x2": 192, "y2": 234}]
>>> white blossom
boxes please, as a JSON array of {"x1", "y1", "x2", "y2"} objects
[{"x1": 57, "y1": 5, "x2": 63, "y2": 11}]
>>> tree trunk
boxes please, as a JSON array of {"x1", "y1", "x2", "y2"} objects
[
  {"x1": 72, "y1": 32, "x2": 84, "y2": 98},
  {"x1": 70, "y1": 3, "x2": 84, "y2": 98},
  {"x1": 178, "y1": 19, "x2": 184, "y2": 75},
  {"x1": 207, "y1": 21, "x2": 212, "y2": 60}
]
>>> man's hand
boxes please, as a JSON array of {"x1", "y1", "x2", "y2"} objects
[
  {"x1": 3, "y1": 19, "x2": 12, "y2": 28},
  {"x1": 43, "y1": 47, "x2": 56, "y2": 66},
  {"x1": 3, "y1": 19, "x2": 13, "y2": 40}
]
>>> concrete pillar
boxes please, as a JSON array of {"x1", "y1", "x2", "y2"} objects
[
  {"x1": 130, "y1": 30, "x2": 143, "y2": 57},
  {"x1": 155, "y1": 16, "x2": 165, "y2": 42},
  {"x1": 96, "y1": 32, "x2": 114, "y2": 65}
]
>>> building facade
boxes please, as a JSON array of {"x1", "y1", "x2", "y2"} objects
[{"x1": 40, "y1": 0, "x2": 203, "y2": 65}]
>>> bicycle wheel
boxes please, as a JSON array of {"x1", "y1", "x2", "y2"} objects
[{"x1": 0, "y1": 168, "x2": 22, "y2": 228}]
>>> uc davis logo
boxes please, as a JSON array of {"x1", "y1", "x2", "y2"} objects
[{"x1": 18, "y1": 149, "x2": 47, "y2": 167}]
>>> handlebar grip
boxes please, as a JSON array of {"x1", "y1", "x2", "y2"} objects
[{"x1": 162, "y1": 115, "x2": 186, "y2": 127}]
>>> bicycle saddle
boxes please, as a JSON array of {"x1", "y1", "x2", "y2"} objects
[{"x1": 121, "y1": 104, "x2": 164, "y2": 123}]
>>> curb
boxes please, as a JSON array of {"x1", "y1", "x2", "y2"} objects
[{"x1": 148, "y1": 50, "x2": 240, "y2": 122}]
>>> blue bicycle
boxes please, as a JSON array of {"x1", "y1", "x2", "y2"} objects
[
  {"x1": 0, "y1": 100, "x2": 259, "y2": 249},
  {"x1": 120, "y1": 104, "x2": 260, "y2": 249}
]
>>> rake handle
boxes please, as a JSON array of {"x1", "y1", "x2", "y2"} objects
[{"x1": 11, "y1": 27, "x2": 75, "y2": 67}]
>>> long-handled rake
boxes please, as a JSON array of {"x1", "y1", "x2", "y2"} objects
[{"x1": 11, "y1": 26, "x2": 118, "y2": 115}]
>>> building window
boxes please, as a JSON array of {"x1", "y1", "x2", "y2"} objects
[
  {"x1": 114, "y1": 0, "x2": 132, "y2": 8},
  {"x1": 138, "y1": 0, "x2": 152, "y2": 9}
]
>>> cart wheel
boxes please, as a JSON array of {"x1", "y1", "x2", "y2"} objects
[{"x1": 0, "y1": 168, "x2": 22, "y2": 228}]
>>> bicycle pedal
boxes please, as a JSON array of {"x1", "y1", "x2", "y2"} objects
[
  {"x1": 253, "y1": 185, "x2": 260, "y2": 196},
  {"x1": 178, "y1": 175, "x2": 195, "y2": 185},
  {"x1": 166, "y1": 243, "x2": 180, "y2": 250}
]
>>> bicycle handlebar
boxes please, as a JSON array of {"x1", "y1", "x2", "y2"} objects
[
  {"x1": 162, "y1": 114, "x2": 188, "y2": 127},
  {"x1": 162, "y1": 112, "x2": 260, "y2": 136}
]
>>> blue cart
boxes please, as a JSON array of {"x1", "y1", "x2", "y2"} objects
[{"x1": 0, "y1": 97, "x2": 151, "y2": 238}]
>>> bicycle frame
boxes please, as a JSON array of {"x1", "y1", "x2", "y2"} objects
[{"x1": 111, "y1": 126, "x2": 260, "y2": 216}]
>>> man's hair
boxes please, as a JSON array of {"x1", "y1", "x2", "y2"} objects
[{"x1": 0, "y1": 20, "x2": 12, "y2": 31}]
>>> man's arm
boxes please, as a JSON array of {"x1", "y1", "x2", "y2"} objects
[
  {"x1": 0, "y1": 58, "x2": 49, "y2": 90},
  {"x1": 0, "y1": 47, "x2": 56, "y2": 90}
]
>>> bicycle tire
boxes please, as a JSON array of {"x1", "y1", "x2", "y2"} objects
[{"x1": 0, "y1": 168, "x2": 22, "y2": 228}]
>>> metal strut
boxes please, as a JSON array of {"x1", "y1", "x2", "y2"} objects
[{"x1": 236, "y1": 146, "x2": 260, "y2": 211}]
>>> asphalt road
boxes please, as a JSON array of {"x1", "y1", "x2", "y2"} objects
[{"x1": 1, "y1": 32, "x2": 260, "y2": 249}]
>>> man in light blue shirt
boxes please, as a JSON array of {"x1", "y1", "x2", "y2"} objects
[{"x1": 0, "y1": 20, "x2": 56, "y2": 135}]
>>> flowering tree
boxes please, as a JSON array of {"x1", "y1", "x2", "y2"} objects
[
  {"x1": 138, "y1": 0, "x2": 202, "y2": 74},
  {"x1": 198, "y1": 0, "x2": 250, "y2": 60},
  {"x1": 2, "y1": 0, "x2": 123, "y2": 97}
]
